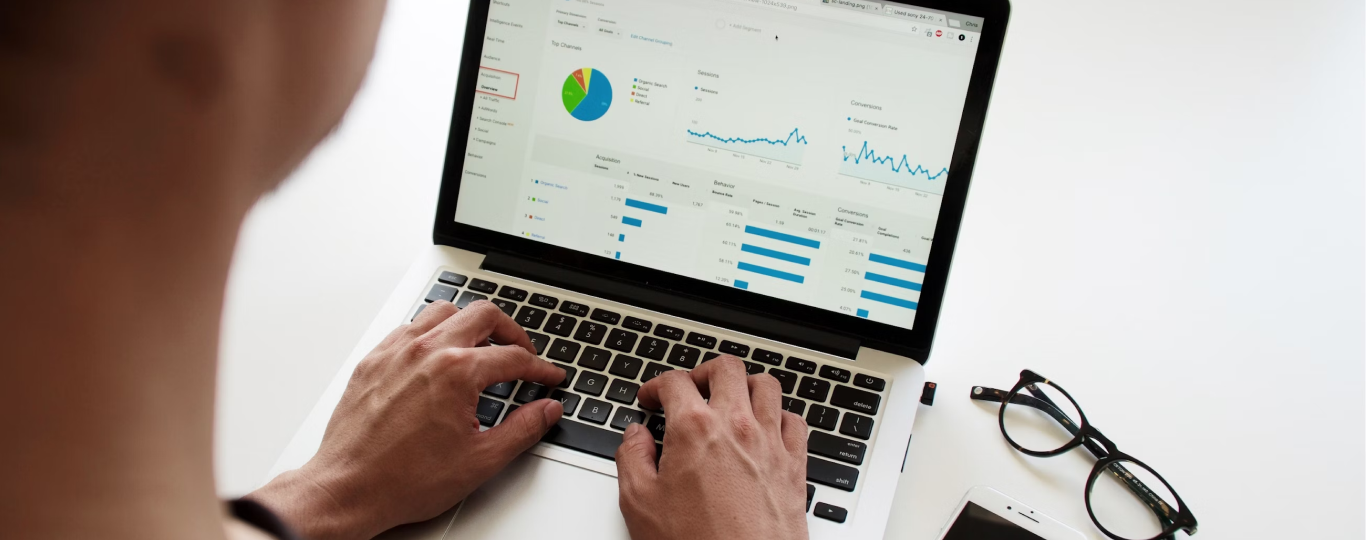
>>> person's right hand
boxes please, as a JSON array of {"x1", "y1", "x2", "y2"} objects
[{"x1": 616, "y1": 356, "x2": 810, "y2": 540}]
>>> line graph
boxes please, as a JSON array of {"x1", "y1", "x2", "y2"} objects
[
  {"x1": 684, "y1": 127, "x2": 808, "y2": 165},
  {"x1": 839, "y1": 141, "x2": 949, "y2": 195}
]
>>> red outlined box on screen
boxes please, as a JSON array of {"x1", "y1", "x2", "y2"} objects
[{"x1": 476, "y1": 67, "x2": 519, "y2": 100}]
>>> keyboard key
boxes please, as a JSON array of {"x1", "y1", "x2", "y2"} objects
[
  {"x1": 490, "y1": 298, "x2": 517, "y2": 317},
  {"x1": 814, "y1": 503, "x2": 848, "y2": 523},
  {"x1": 590, "y1": 308, "x2": 621, "y2": 325},
  {"x1": 839, "y1": 412, "x2": 874, "y2": 440},
  {"x1": 743, "y1": 361, "x2": 765, "y2": 375},
  {"x1": 515, "y1": 306, "x2": 548, "y2": 329},
  {"x1": 483, "y1": 381, "x2": 515, "y2": 399},
  {"x1": 604, "y1": 329, "x2": 639, "y2": 353},
  {"x1": 807, "y1": 484, "x2": 815, "y2": 511},
  {"x1": 686, "y1": 332, "x2": 717, "y2": 349},
  {"x1": 475, "y1": 397, "x2": 505, "y2": 427},
  {"x1": 573, "y1": 321, "x2": 607, "y2": 345},
  {"x1": 622, "y1": 316, "x2": 653, "y2": 333},
  {"x1": 654, "y1": 324, "x2": 685, "y2": 340},
  {"x1": 607, "y1": 379, "x2": 640, "y2": 404},
  {"x1": 831, "y1": 385, "x2": 881, "y2": 415},
  {"x1": 785, "y1": 357, "x2": 817, "y2": 374},
  {"x1": 769, "y1": 368, "x2": 799, "y2": 394},
  {"x1": 608, "y1": 355, "x2": 645, "y2": 379},
  {"x1": 646, "y1": 415, "x2": 666, "y2": 441},
  {"x1": 550, "y1": 389, "x2": 581, "y2": 415},
  {"x1": 503, "y1": 404, "x2": 519, "y2": 421},
  {"x1": 438, "y1": 272, "x2": 468, "y2": 287},
  {"x1": 411, "y1": 304, "x2": 426, "y2": 321},
  {"x1": 455, "y1": 291, "x2": 487, "y2": 308},
  {"x1": 514, "y1": 382, "x2": 551, "y2": 404},
  {"x1": 609, "y1": 407, "x2": 647, "y2": 430},
  {"x1": 703, "y1": 352, "x2": 722, "y2": 362},
  {"x1": 553, "y1": 364, "x2": 576, "y2": 389},
  {"x1": 560, "y1": 301, "x2": 590, "y2": 317},
  {"x1": 530, "y1": 293, "x2": 559, "y2": 309},
  {"x1": 718, "y1": 340, "x2": 750, "y2": 357},
  {"x1": 547, "y1": 339, "x2": 581, "y2": 363},
  {"x1": 574, "y1": 371, "x2": 608, "y2": 396},
  {"x1": 854, "y1": 373, "x2": 886, "y2": 392},
  {"x1": 577, "y1": 347, "x2": 612, "y2": 371},
  {"x1": 468, "y1": 279, "x2": 498, "y2": 294},
  {"x1": 544, "y1": 314, "x2": 577, "y2": 337},
  {"x1": 526, "y1": 332, "x2": 549, "y2": 355},
  {"x1": 808, "y1": 431, "x2": 867, "y2": 465},
  {"x1": 541, "y1": 418, "x2": 622, "y2": 460},
  {"x1": 819, "y1": 365, "x2": 852, "y2": 384},
  {"x1": 634, "y1": 337, "x2": 669, "y2": 361},
  {"x1": 578, "y1": 398, "x2": 613, "y2": 425},
  {"x1": 754, "y1": 349, "x2": 784, "y2": 366},
  {"x1": 665, "y1": 344, "x2": 701, "y2": 369},
  {"x1": 806, "y1": 404, "x2": 839, "y2": 431},
  {"x1": 641, "y1": 363, "x2": 673, "y2": 383},
  {"x1": 426, "y1": 283, "x2": 458, "y2": 303},
  {"x1": 807, "y1": 456, "x2": 859, "y2": 492},
  {"x1": 782, "y1": 396, "x2": 806, "y2": 415},
  {"x1": 797, "y1": 377, "x2": 832, "y2": 402},
  {"x1": 498, "y1": 286, "x2": 528, "y2": 302}
]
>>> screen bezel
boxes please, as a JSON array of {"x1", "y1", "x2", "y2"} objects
[
  {"x1": 937, "y1": 487, "x2": 1086, "y2": 540},
  {"x1": 433, "y1": 0, "x2": 1011, "y2": 361}
]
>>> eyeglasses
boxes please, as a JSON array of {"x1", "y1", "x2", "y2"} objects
[{"x1": 971, "y1": 370, "x2": 1199, "y2": 540}]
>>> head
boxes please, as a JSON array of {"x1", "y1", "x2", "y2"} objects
[{"x1": 0, "y1": 0, "x2": 387, "y2": 214}]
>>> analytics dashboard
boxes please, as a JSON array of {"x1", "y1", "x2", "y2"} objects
[{"x1": 454, "y1": 0, "x2": 984, "y2": 331}]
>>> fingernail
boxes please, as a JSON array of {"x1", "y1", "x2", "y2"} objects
[
  {"x1": 625, "y1": 423, "x2": 642, "y2": 437},
  {"x1": 542, "y1": 399, "x2": 563, "y2": 428}
]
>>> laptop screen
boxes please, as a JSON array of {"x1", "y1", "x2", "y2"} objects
[{"x1": 453, "y1": 0, "x2": 985, "y2": 332}]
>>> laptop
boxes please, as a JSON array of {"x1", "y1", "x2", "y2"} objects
[{"x1": 266, "y1": 0, "x2": 1008, "y2": 537}]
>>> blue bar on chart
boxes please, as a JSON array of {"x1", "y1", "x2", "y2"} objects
[
  {"x1": 740, "y1": 244, "x2": 811, "y2": 266},
  {"x1": 860, "y1": 290, "x2": 917, "y2": 310},
  {"x1": 615, "y1": 252, "x2": 621, "y2": 260},
  {"x1": 622, "y1": 216, "x2": 643, "y2": 227},
  {"x1": 744, "y1": 226, "x2": 821, "y2": 249},
  {"x1": 618, "y1": 234, "x2": 625, "y2": 242},
  {"x1": 868, "y1": 253, "x2": 927, "y2": 273},
  {"x1": 856, "y1": 309, "x2": 869, "y2": 318},
  {"x1": 864, "y1": 271, "x2": 922, "y2": 291},
  {"x1": 737, "y1": 262, "x2": 805, "y2": 284},
  {"x1": 734, "y1": 280, "x2": 749, "y2": 290},
  {"x1": 624, "y1": 198, "x2": 668, "y2": 215}
]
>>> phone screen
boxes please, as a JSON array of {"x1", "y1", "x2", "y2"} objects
[{"x1": 943, "y1": 502, "x2": 1047, "y2": 540}]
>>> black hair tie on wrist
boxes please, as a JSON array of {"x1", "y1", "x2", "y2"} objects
[{"x1": 228, "y1": 498, "x2": 301, "y2": 540}]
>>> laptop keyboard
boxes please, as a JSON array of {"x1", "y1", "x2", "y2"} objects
[{"x1": 415, "y1": 269, "x2": 892, "y2": 524}]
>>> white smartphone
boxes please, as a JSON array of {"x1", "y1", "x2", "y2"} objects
[{"x1": 935, "y1": 486, "x2": 1087, "y2": 540}]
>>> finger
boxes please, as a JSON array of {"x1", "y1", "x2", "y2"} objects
[
  {"x1": 424, "y1": 300, "x2": 534, "y2": 352},
  {"x1": 780, "y1": 411, "x2": 808, "y2": 459},
  {"x1": 476, "y1": 399, "x2": 563, "y2": 470},
  {"x1": 636, "y1": 369, "x2": 705, "y2": 414},
  {"x1": 685, "y1": 356, "x2": 752, "y2": 414},
  {"x1": 615, "y1": 423, "x2": 659, "y2": 498},
  {"x1": 407, "y1": 300, "x2": 459, "y2": 338},
  {"x1": 747, "y1": 373, "x2": 784, "y2": 430},
  {"x1": 461, "y1": 345, "x2": 567, "y2": 390}
]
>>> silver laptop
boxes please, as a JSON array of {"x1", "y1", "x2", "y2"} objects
[{"x1": 266, "y1": 0, "x2": 1009, "y2": 537}]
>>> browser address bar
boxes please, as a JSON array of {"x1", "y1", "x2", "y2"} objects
[{"x1": 719, "y1": 0, "x2": 946, "y2": 36}]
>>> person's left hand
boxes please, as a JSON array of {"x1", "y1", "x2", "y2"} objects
[{"x1": 246, "y1": 300, "x2": 567, "y2": 540}]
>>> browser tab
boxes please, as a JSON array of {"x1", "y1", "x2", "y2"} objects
[
  {"x1": 882, "y1": 4, "x2": 946, "y2": 25},
  {"x1": 822, "y1": 0, "x2": 882, "y2": 14}
]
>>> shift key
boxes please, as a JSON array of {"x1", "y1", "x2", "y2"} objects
[{"x1": 807, "y1": 456, "x2": 859, "y2": 492}]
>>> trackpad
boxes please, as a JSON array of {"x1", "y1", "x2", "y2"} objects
[{"x1": 442, "y1": 453, "x2": 631, "y2": 540}]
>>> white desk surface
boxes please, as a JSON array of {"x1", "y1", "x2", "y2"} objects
[{"x1": 214, "y1": 1, "x2": 1366, "y2": 538}]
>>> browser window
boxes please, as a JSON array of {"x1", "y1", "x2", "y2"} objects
[{"x1": 455, "y1": 0, "x2": 984, "y2": 331}]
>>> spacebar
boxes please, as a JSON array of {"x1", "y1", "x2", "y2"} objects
[{"x1": 541, "y1": 419, "x2": 623, "y2": 460}]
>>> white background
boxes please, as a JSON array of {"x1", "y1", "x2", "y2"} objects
[{"x1": 215, "y1": 0, "x2": 1366, "y2": 538}]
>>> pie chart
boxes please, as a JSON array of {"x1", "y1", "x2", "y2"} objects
[{"x1": 562, "y1": 68, "x2": 612, "y2": 121}]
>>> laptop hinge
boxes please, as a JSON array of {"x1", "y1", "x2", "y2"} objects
[{"x1": 481, "y1": 252, "x2": 862, "y2": 359}]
